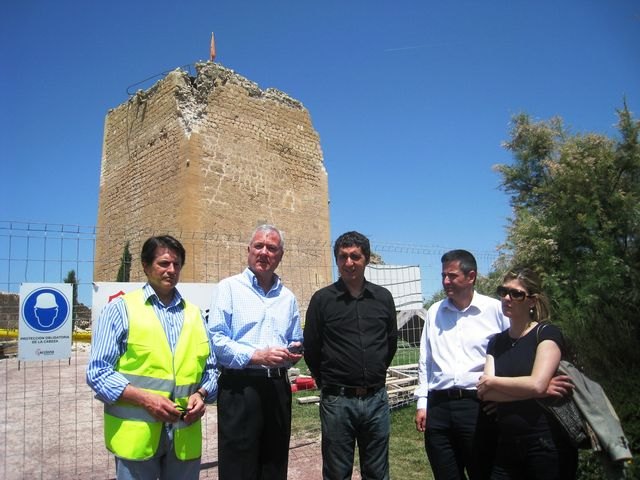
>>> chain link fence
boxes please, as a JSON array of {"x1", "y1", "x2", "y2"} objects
[{"x1": 0, "y1": 220, "x2": 500, "y2": 479}]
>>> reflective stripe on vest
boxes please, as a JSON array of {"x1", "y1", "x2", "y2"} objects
[{"x1": 104, "y1": 289, "x2": 209, "y2": 461}]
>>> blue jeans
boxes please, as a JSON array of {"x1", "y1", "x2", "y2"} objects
[
  {"x1": 114, "y1": 427, "x2": 201, "y2": 480},
  {"x1": 320, "y1": 387, "x2": 390, "y2": 480}
]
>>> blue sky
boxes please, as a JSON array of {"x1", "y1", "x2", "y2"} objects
[{"x1": 2, "y1": 1, "x2": 639, "y2": 262}]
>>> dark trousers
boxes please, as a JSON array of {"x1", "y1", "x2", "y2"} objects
[
  {"x1": 425, "y1": 396, "x2": 498, "y2": 480},
  {"x1": 490, "y1": 425, "x2": 578, "y2": 480},
  {"x1": 217, "y1": 373, "x2": 292, "y2": 480}
]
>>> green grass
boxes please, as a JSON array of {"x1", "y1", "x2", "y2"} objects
[
  {"x1": 390, "y1": 345, "x2": 419, "y2": 366},
  {"x1": 291, "y1": 358, "x2": 321, "y2": 438},
  {"x1": 389, "y1": 404, "x2": 433, "y2": 479},
  {"x1": 291, "y1": 391, "x2": 321, "y2": 437}
]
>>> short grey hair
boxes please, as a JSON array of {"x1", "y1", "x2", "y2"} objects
[{"x1": 249, "y1": 224, "x2": 285, "y2": 250}]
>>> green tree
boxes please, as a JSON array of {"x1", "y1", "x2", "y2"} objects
[
  {"x1": 495, "y1": 103, "x2": 640, "y2": 470},
  {"x1": 423, "y1": 289, "x2": 445, "y2": 309},
  {"x1": 63, "y1": 269, "x2": 78, "y2": 305},
  {"x1": 369, "y1": 251, "x2": 385, "y2": 265},
  {"x1": 475, "y1": 257, "x2": 510, "y2": 300},
  {"x1": 116, "y1": 242, "x2": 132, "y2": 282}
]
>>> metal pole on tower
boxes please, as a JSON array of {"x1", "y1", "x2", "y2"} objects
[{"x1": 210, "y1": 32, "x2": 216, "y2": 62}]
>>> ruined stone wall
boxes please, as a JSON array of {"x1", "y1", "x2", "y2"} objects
[
  {"x1": 95, "y1": 63, "x2": 332, "y2": 311},
  {"x1": 0, "y1": 292, "x2": 19, "y2": 330}
]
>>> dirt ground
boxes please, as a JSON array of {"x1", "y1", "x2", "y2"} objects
[
  {"x1": 0, "y1": 347, "x2": 362, "y2": 479},
  {"x1": 197, "y1": 417, "x2": 353, "y2": 480}
]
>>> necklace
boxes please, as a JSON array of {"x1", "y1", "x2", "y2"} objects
[{"x1": 509, "y1": 322, "x2": 538, "y2": 347}]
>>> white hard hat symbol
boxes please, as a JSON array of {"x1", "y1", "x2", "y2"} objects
[{"x1": 35, "y1": 292, "x2": 58, "y2": 309}]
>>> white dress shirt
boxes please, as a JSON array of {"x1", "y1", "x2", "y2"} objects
[{"x1": 414, "y1": 291, "x2": 509, "y2": 410}]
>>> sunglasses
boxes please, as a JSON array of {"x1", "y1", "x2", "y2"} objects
[{"x1": 496, "y1": 286, "x2": 532, "y2": 301}]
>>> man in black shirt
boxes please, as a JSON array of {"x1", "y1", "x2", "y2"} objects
[{"x1": 304, "y1": 231, "x2": 398, "y2": 480}]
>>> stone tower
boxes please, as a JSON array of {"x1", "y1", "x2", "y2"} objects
[{"x1": 94, "y1": 62, "x2": 332, "y2": 311}]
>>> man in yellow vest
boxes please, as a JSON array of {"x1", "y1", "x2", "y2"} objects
[{"x1": 87, "y1": 235, "x2": 217, "y2": 480}]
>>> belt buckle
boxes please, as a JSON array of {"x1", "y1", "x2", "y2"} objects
[
  {"x1": 267, "y1": 368, "x2": 281, "y2": 378},
  {"x1": 355, "y1": 387, "x2": 367, "y2": 397},
  {"x1": 267, "y1": 368, "x2": 274, "y2": 378},
  {"x1": 449, "y1": 389, "x2": 463, "y2": 399}
]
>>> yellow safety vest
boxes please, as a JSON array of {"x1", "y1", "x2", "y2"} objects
[{"x1": 104, "y1": 289, "x2": 210, "y2": 460}]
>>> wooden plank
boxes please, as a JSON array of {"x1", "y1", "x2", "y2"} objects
[
  {"x1": 386, "y1": 377, "x2": 418, "y2": 386},
  {"x1": 387, "y1": 385, "x2": 418, "y2": 394},
  {"x1": 389, "y1": 363, "x2": 419, "y2": 370},
  {"x1": 297, "y1": 396, "x2": 321, "y2": 404}
]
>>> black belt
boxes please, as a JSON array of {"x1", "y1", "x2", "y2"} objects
[
  {"x1": 429, "y1": 388, "x2": 477, "y2": 400},
  {"x1": 222, "y1": 367, "x2": 288, "y2": 378},
  {"x1": 322, "y1": 385, "x2": 382, "y2": 398}
]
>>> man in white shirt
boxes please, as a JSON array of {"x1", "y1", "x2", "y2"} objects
[
  {"x1": 415, "y1": 249, "x2": 507, "y2": 479},
  {"x1": 415, "y1": 250, "x2": 572, "y2": 479},
  {"x1": 208, "y1": 224, "x2": 303, "y2": 480}
]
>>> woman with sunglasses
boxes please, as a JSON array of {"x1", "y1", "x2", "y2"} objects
[{"x1": 476, "y1": 267, "x2": 577, "y2": 479}]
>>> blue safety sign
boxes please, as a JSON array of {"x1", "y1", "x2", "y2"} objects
[{"x1": 21, "y1": 287, "x2": 70, "y2": 333}]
